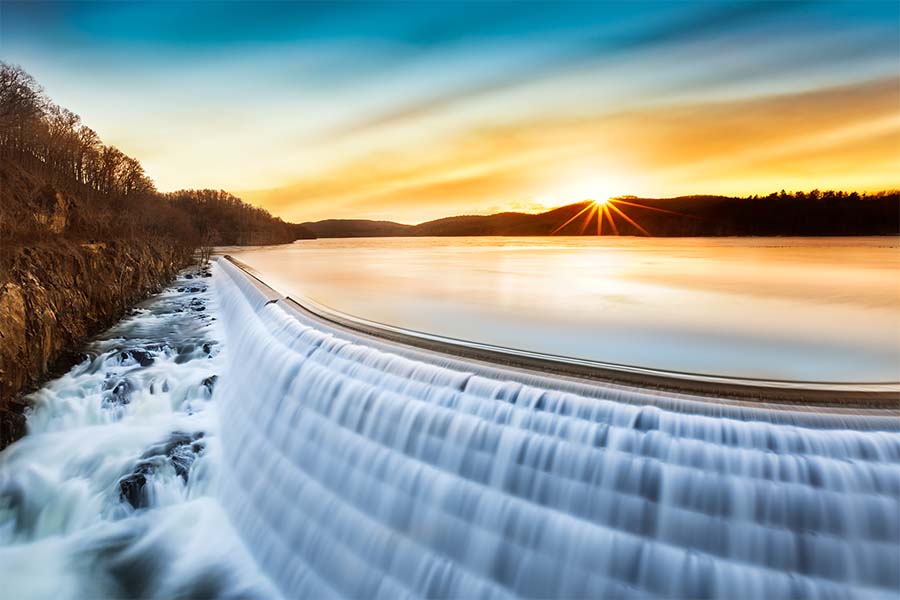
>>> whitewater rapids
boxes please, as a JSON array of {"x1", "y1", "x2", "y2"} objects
[
  {"x1": 2, "y1": 258, "x2": 899, "y2": 599},
  {"x1": 0, "y1": 264, "x2": 276, "y2": 598}
]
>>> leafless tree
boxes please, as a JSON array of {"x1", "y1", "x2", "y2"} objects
[{"x1": 198, "y1": 226, "x2": 220, "y2": 266}]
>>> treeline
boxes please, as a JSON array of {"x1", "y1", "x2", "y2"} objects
[
  {"x1": 166, "y1": 189, "x2": 313, "y2": 246},
  {"x1": 304, "y1": 191, "x2": 900, "y2": 238},
  {"x1": 592, "y1": 193, "x2": 900, "y2": 237},
  {"x1": 0, "y1": 62, "x2": 312, "y2": 247},
  {"x1": 742, "y1": 190, "x2": 894, "y2": 202}
]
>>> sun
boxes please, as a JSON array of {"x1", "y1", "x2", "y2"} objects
[{"x1": 551, "y1": 194, "x2": 689, "y2": 236}]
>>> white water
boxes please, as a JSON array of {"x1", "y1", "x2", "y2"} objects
[
  {"x1": 214, "y1": 259, "x2": 899, "y2": 599},
  {"x1": 0, "y1": 265, "x2": 277, "y2": 599},
  {"x1": 2, "y1": 259, "x2": 898, "y2": 599}
]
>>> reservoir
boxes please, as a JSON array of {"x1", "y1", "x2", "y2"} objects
[{"x1": 228, "y1": 236, "x2": 900, "y2": 384}]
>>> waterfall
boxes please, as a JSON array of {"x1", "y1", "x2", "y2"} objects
[{"x1": 215, "y1": 258, "x2": 900, "y2": 599}]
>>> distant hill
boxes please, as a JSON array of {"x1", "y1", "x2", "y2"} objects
[
  {"x1": 303, "y1": 193, "x2": 900, "y2": 238},
  {"x1": 302, "y1": 219, "x2": 414, "y2": 238}
]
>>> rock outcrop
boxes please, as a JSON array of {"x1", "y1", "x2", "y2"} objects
[{"x1": 0, "y1": 239, "x2": 192, "y2": 448}]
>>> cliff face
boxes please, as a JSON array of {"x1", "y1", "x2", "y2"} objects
[{"x1": 0, "y1": 239, "x2": 192, "y2": 448}]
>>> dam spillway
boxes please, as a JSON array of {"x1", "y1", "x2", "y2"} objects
[{"x1": 214, "y1": 258, "x2": 900, "y2": 599}]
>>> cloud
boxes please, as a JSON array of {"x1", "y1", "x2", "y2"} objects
[
  {"x1": 5, "y1": 0, "x2": 897, "y2": 223},
  {"x1": 322, "y1": 1, "x2": 815, "y2": 138},
  {"x1": 242, "y1": 76, "x2": 900, "y2": 222}
]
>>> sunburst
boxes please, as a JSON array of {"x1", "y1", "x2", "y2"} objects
[{"x1": 550, "y1": 197, "x2": 689, "y2": 236}]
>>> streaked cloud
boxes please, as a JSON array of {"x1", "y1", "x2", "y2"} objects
[{"x1": 2, "y1": 1, "x2": 897, "y2": 222}]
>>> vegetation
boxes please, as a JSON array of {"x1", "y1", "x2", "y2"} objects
[
  {"x1": 166, "y1": 189, "x2": 313, "y2": 247},
  {"x1": 301, "y1": 219, "x2": 414, "y2": 238},
  {"x1": 0, "y1": 62, "x2": 312, "y2": 251},
  {"x1": 304, "y1": 191, "x2": 900, "y2": 238}
]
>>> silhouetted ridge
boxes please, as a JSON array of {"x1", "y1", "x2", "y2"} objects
[
  {"x1": 304, "y1": 193, "x2": 899, "y2": 238},
  {"x1": 302, "y1": 219, "x2": 413, "y2": 238}
]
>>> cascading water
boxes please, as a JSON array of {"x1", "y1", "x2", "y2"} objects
[
  {"x1": 214, "y1": 258, "x2": 899, "y2": 600},
  {"x1": 2, "y1": 259, "x2": 898, "y2": 599},
  {"x1": 0, "y1": 264, "x2": 276, "y2": 599}
]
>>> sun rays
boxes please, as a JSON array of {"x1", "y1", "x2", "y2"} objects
[{"x1": 550, "y1": 197, "x2": 687, "y2": 236}]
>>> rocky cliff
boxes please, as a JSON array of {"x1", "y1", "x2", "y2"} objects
[{"x1": 0, "y1": 239, "x2": 192, "y2": 448}]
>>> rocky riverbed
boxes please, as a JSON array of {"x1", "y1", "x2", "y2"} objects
[{"x1": 0, "y1": 264, "x2": 276, "y2": 599}]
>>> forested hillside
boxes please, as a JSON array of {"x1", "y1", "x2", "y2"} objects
[
  {"x1": 166, "y1": 189, "x2": 314, "y2": 246},
  {"x1": 0, "y1": 62, "x2": 312, "y2": 248}
]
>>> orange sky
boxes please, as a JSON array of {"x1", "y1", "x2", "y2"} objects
[
  {"x1": 240, "y1": 76, "x2": 900, "y2": 223},
  {"x1": 5, "y1": 1, "x2": 898, "y2": 223}
]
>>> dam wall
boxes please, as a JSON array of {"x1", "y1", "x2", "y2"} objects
[{"x1": 214, "y1": 258, "x2": 900, "y2": 599}]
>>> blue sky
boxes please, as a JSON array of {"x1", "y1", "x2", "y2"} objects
[{"x1": 2, "y1": 1, "x2": 897, "y2": 221}]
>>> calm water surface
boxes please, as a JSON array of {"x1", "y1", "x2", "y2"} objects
[{"x1": 228, "y1": 237, "x2": 900, "y2": 383}]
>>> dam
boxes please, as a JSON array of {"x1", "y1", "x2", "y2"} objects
[
  {"x1": 1, "y1": 258, "x2": 898, "y2": 599},
  {"x1": 215, "y1": 259, "x2": 900, "y2": 599}
]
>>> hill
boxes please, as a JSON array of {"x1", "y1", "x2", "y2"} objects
[
  {"x1": 0, "y1": 62, "x2": 314, "y2": 249},
  {"x1": 304, "y1": 193, "x2": 900, "y2": 238},
  {"x1": 302, "y1": 219, "x2": 413, "y2": 238}
]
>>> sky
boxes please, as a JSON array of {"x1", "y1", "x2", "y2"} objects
[{"x1": 2, "y1": 1, "x2": 898, "y2": 223}]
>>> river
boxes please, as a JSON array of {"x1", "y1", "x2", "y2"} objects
[{"x1": 228, "y1": 236, "x2": 900, "y2": 383}]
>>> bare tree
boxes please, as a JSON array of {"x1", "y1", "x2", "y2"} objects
[{"x1": 198, "y1": 226, "x2": 220, "y2": 266}]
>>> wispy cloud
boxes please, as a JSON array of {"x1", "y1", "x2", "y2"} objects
[
  {"x1": 3, "y1": 1, "x2": 897, "y2": 221},
  {"x1": 242, "y1": 76, "x2": 900, "y2": 222},
  {"x1": 324, "y1": 1, "x2": 814, "y2": 138}
]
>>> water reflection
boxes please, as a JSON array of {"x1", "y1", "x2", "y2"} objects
[{"x1": 228, "y1": 237, "x2": 900, "y2": 382}]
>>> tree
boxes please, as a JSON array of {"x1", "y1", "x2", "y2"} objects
[
  {"x1": 0, "y1": 63, "x2": 46, "y2": 157},
  {"x1": 2, "y1": 63, "x2": 310, "y2": 246},
  {"x1": 198, "y1": 226, "x2": 220, "y2": 266}
]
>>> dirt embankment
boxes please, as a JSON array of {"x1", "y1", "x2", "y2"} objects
[{"x1": 0, "y1": 239, "x2": 192, "y2": 448}]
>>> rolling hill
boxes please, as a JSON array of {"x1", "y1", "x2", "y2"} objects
[{"x1": 302, "y1": 193, "x2": 899, "y2": 238}]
